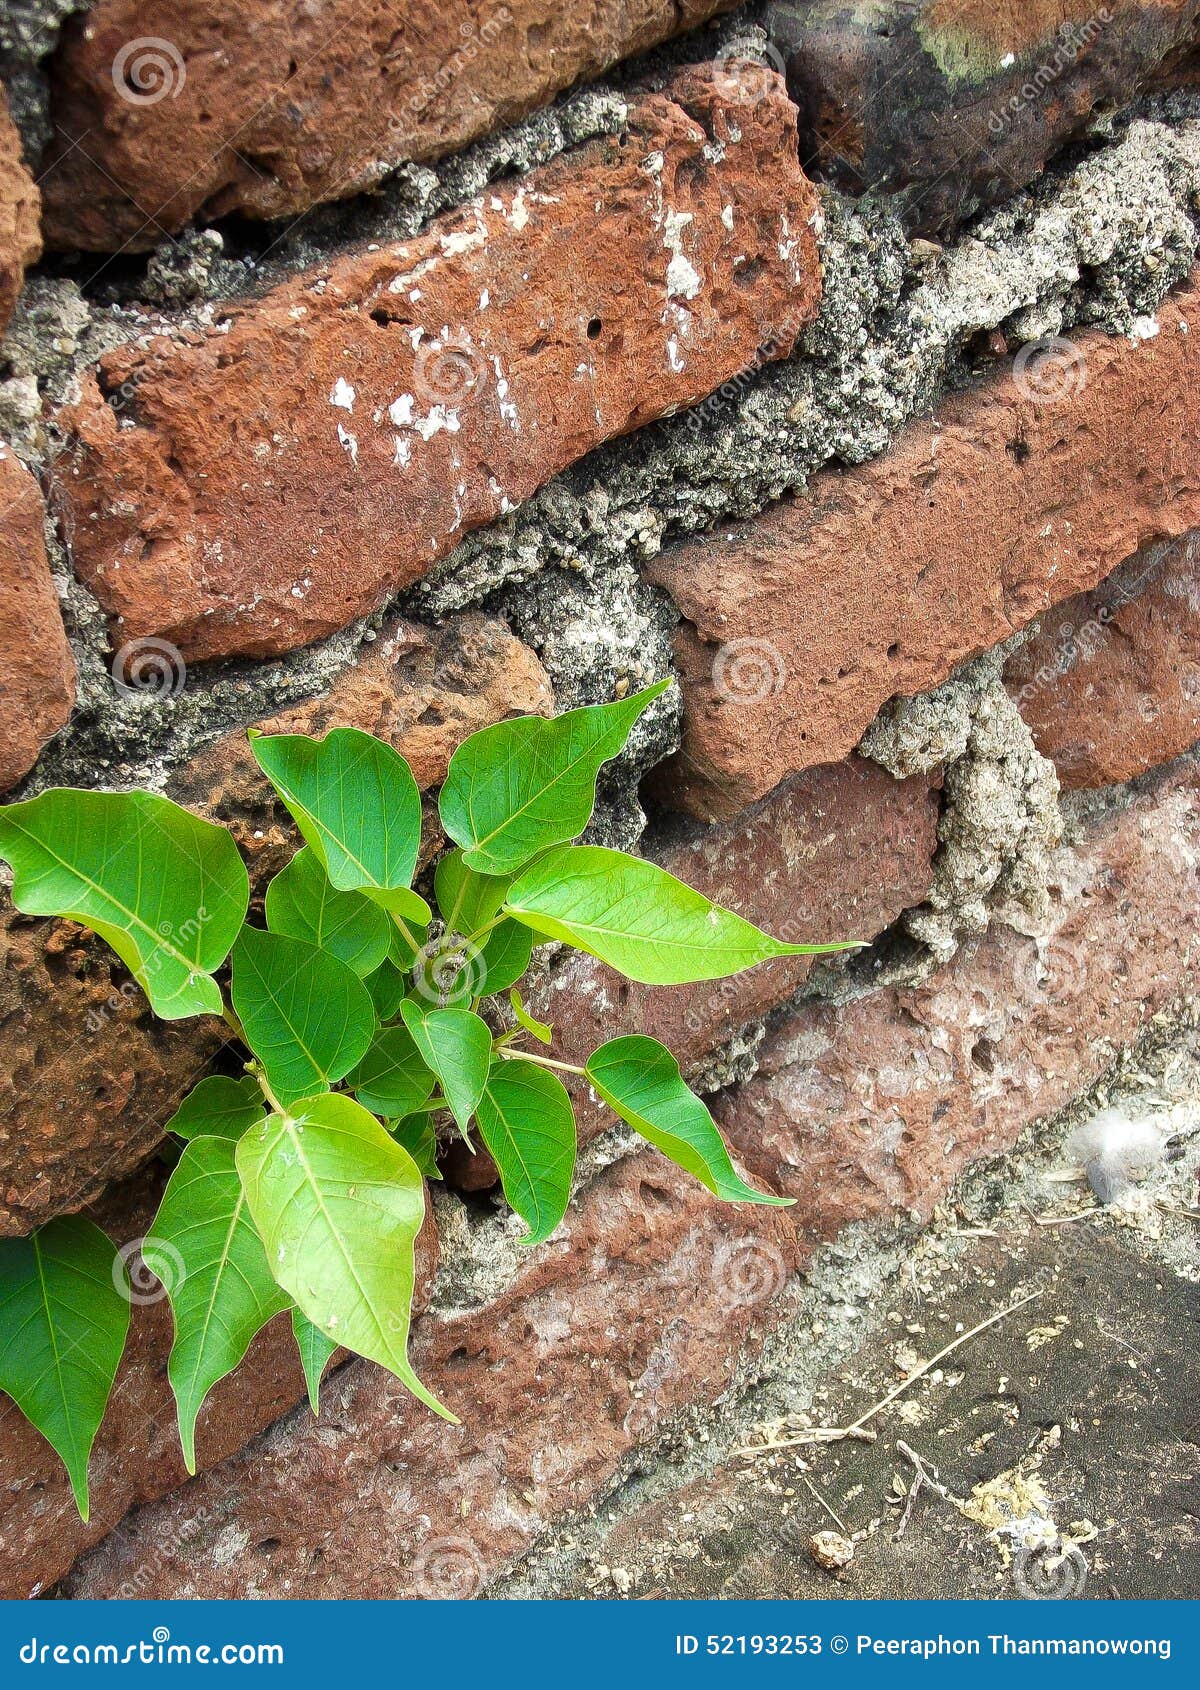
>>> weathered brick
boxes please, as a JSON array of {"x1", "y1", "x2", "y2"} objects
[
  {"x1": 0, "y1": 444, "x2": 76, "y2": 794},
  {"x1": 50, "y1": 66, "x2": 821, "y2": 662},
  {"x1": 718, "y1": 761, "x2": 1200, "y2": 1229},
  {"x1": 445, "y1": 755, "x2": 940, "y2": 1188},
  {"x1": 39, "y1": 1, "x2": 739, "y2": 250},
  {"x1": 60, "y1": 757, "x2": 1200, "y2": 1599},
  {"x1": 1006, "y1": 533, "x2": 1200, "y2": 787},
  {"x1": 0, "y1": 85, "x2": 40, "y2": 334},
  {"x1": 649, "y1": 278, "x2": 1200, "y2": 820},
  {"x1": 0, "y1": 1176, "x2": 439, "y2": 1599},
  {"x1": 768, "y1": 0, "x2": 1200, "y2": 233},
  {"x1": 0, "y1": 614, "x2": 549, "y2": 1235}
]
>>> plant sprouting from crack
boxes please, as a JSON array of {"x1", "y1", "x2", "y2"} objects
[{"x1": 0, "y1": 683, "x2": 855, "y2": 1517}]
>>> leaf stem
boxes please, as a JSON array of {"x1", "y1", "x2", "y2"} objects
[
  {"x1": 391, "y1": 912, "x2": 419, "y2": 952},
  {"x1": 497, "y1": 1047, "x2": 585, "y2": 1077}
]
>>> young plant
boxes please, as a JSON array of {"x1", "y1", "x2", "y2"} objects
[{"x1": 0, "y1": 682, "x2": 853, "y2": 1516}]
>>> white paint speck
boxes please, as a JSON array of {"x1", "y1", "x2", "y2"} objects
[
  {"x1": 336, "y1": 423, "x2": 358, "y2": 465},
  {"x1": 329, "y1": 376, "x2": 356, "y2": 412}
]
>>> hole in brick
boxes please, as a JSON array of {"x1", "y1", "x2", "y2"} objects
[
  {"x1": 527, "y1": 336, "x2": 551, "y2": 357},
  {"x1": 369, "y1": 308, "x2": 392, "y2": 327},
  {"x1": 586, "y1": 317, "x2": 602, "y2": 340},
  {"x1": 1007, "y1": 437, "x2": 1031, "y2": 464},
  {"x1": 256, "y1": 1538, "x2": 281, "y2": 1554},
  {"x1": 971, "y1": 1037, "x2": 997, "y2": 1074},
  {"x1": 887, "y1": 643, "x2": 900, "y2": 660}
]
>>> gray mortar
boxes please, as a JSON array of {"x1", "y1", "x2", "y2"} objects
[
  {"x1": 861, "y1": 637, "x2": 1063, "y2": 961},
  {"x1": 493, "y1": 997, "x2": 1200, "y2": 1600},
  {"x1": 0, "y1": 0, "x2": 84, "y2": 160}
]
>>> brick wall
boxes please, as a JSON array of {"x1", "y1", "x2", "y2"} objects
[{"x1": 0, "y1": 0, "x2": 1197, "y2": 1597}]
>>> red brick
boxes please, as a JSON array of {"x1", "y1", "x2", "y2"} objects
[
  {"x1": 648, "y1": 278, "x2": 1200, "y2": 819},
  {"x1": 59, "y1": 758, "x2": 1200, "y2": 1599},
  {"x1": 718, "y1": 762, "x2": 1200, "y2": 1230},
  {"x1": 0, "y1": 444, "x2": 76, "y2": 794},
  {"x1": 1006, "y1": 533, "x2": 1200, "y2": 787},
  {"x1": 39, "y1": 1, "x2": 739, "y2": 250},
  {"x1": 767, "y1": 0, "x2": 1200, "y2": 233},
  {"x1": 0, "y1": 614, "x2": 549, "y2": 1235},
  {"x1": 0, "y1": 86, "x2": 40, "y2": 334},
  {"x1": 445, "y1": 755, "x2": 939, "y2": 1188},
  {"x1": 0, "y1": 1176, "x2": 439, "y2": 1599},
  {"x1": 50, "y1": 66, "x2": 821, "y2": 662}
]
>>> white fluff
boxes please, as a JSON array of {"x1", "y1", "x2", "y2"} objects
[{"x1": 1065, "y1": 1103, "x2": 1169, "y2": 1203}]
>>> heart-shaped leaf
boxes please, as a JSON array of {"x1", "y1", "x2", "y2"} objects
[
  {"x1": 236, "y1": 1093, "x2": 453, "y2": 1420},
  {"x1": 0, "y1": 789, "x2": 249, "y2": 1020},
  {"x1": 476, "y1": 1059, "x2": 576, "y2": 1245},
  {"x1": 144, "y1": 1136, "x2": 291, "y2": 1471},
  {"x1": 507, "y1": 846, "x2": 856, "y2": 984},
  {"x1": 166, "y1": 1075, "x2": 265, "y2": 1142},
  {"x1": 292, "y1": 1310, "x2": 337, "y2": 1414},
  {"x1": 265, "y1": 847, "x2": 392, "y2": 977},
  {"x1": 0, "y1": 1217, "x2": 130, "y2": 1519},
  {"x1": 434, "y1": 848, "x2": 511, "y2": 936},
  {"x1": 232, "y1": 928, "x2": 375, "y2": 1107},
  {"x1": 478, "y1": 920, "x2": 533, "y2": 996},
  {"x1": 250, "y1": 728, "x2": 429, "y2": 924},
  {"x1": 400, "y1": 1003, "x2": 491, "y2": 1135},
  {"x1": 365, "y1": 958, "x2": 409, "y2": 1022},
  {"x1": 349, "y1": 1023, "x2": 437, "y2": 1119},
  {"x1": 586, "y1": 1036, "x2": 790, "y2": 1205},
  {"x1": 439, "y1": 681, "x2": 670, "y2": 876}
]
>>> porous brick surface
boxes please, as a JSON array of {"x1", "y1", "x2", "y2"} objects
[
  {"x1": 38, "y1": 1, "x2": 738, "y2": 249},
  {"x1": 1006, "y1": 533, "x2": 1200, "y2": 786},
  {"x1": 60, "y1": 757, "x2": 1200, "y2": 1601},
  {"x1": 768, "y1": 0, "x2": 1200, "y2": 232},
  {"x1": 0, "y1": 444, "x2": 75, "y2": 794},
  {"x1": 50, "y1": 66, "x2": 821, "y2": 662},
  {"x1": 0, "y1": 1180, "x2": 438, "y2": 1600},
  {"x1": 0, "y1": 613, "x2": 549, "y2": 1236},
  {"x1": 649, "y1": 278, "x2": 1200, "y2": 819},
  {"x1": 0, "y1": 84, "x2": 40, "y2": 333}
]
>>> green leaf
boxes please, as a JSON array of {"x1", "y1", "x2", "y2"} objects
[
  {"x1": 236, "y1": 1094, "x2": 453, "y2": 1420},
  {"x1": 509, "y1": 987, "x2": 552, "y2": 1045},
  {"x1": 0, "y1": 789, "x2": 249, "y2": 1020},
  {"x1": 476, "y1": 1059, "x2": 576, "y2": 1245},
  {"x1": 249, "y1": 727, "x2": 429, "y2": 924},
  {"x1": 400, "y1": 1003, "x2": 491, "y2": 1135},
  {"x1": 292, "y1": 1310, "x2": 337, "y2": 1414},
  {"x1": 439, "y1": 681, "x2": 670, "y2": 875},
  {"x1": 231, "y1": 927, "x2": 375, "y2": 1108},
  {"x1": 507, "y1": 846, "x2": 854, "y2": 984},
  {"x1": 349, "y1": 1023, "x2": 437, "y2": 1119},
  {"x1": 389, "y1": 920, "x2": 429, "y2": 970},
  {"x1": 478, "y1": 920, "x2": 534, "y2": 995},
  {"x1": 434, "y1": 848, "x2": 511, "y2": 935},
  {"x1": 390, "y1": 1116, "x2": 442, "y2": 1180},
  {"x1": 0, "y1": 1217, "x2": 130, "y2": 1519},
  {"x1": 365, "y1": 958, "x2": 409, "y2": 1022},
  {"x1": 265, "y1": 847, "x2": 392, "y2": 977},
  {"x1": 585, "y1": 1036, "x2": 790, "y2": 1205},
  {"x1": 144, "y1": 1136, "x2": 290, "y2": 1472},
  {"x1": 166, "y1": 1075, "x2": 266, "y2": 1142}
]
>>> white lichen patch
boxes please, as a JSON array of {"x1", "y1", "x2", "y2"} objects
[{"x1": 329, "y1": 376, "x2": 356, "y2": 412}]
